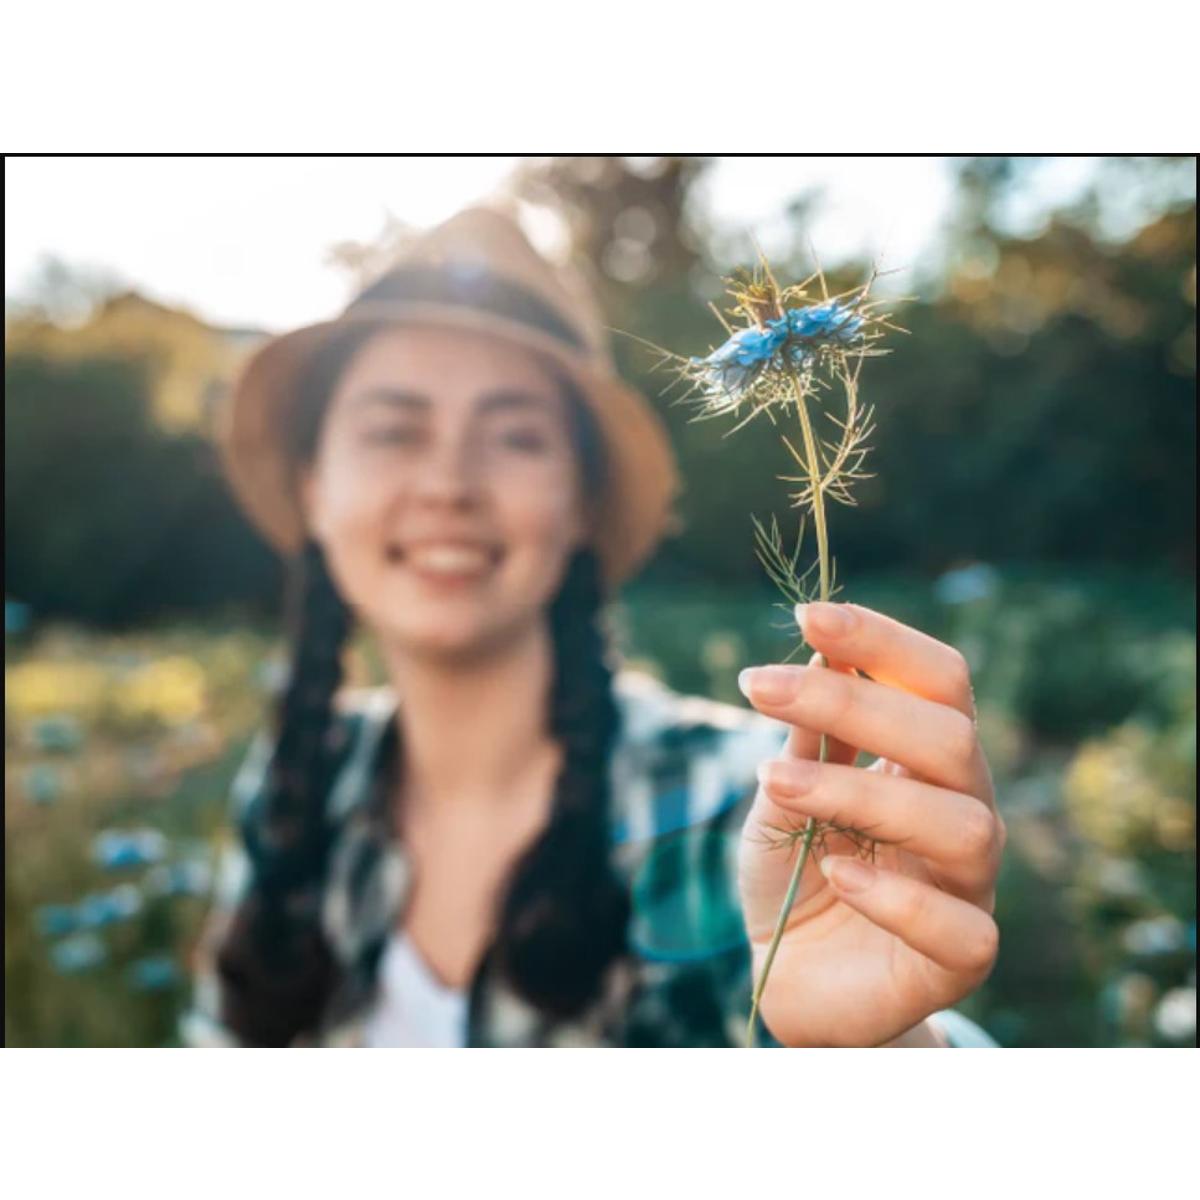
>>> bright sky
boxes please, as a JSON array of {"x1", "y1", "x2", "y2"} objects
[{"x1": 4, "y1": 156, "x2": 1118, "y2": 332}]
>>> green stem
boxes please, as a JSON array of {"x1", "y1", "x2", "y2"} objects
[
  {"x1": 793, "y1": 374, "x2": 831, "y2": 604},
  {"x1": 745, "y1": 366, "x2": 831, "y2": 1049},
  {"x1": 745, "y1": 818, "x2": 818, "y2": 1046}
]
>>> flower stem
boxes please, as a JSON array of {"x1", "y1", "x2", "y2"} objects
[
  {"x1": 745, "y1": 365, "x2": 831, "y2": 1048},
  {"x1": 745, "y1": 818, "x2": 818, "y2": 1046},
  {"x1": 792, "y1": 371, "x2": 831, "y2": 604}
]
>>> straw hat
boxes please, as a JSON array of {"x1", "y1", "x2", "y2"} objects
[{"x1": 216, "y1": 203, "x2": 681, "y2": 589}]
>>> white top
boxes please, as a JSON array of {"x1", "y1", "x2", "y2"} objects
[{"x1": 360, "y1": 930, "x2": 470, "y2": 1048}]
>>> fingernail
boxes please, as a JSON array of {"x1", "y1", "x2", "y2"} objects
[
  {"x1": 819, "y1": 856, "x2": 874, "y2": 892},
  {"x1": 756, "y1": 758, "x2": 818, "y2": 797},
  {"x1": 738, "y1": 666, "x2": 796, "y2": 705},
  {"x1": 806, "y1": 602, "x2": 853, "y2": 637}
]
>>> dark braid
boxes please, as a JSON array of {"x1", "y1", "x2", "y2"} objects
[
  {"x1": 213, "y1": 301, "x2": 632, "y2": 1043},
  {"x1": 214, "y1": 539, "x2": 353, "y2": 1046},
  {"x1": 490, "y1": 545, "x2": 631, "y2": 1019},
  {"x1": 213, "y1": 321, "x2": 376, "y2": 1045}
]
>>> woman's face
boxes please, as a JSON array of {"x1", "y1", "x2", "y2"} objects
[{"x1": 301, "y1": 324, "x2": 589, "y2": 662}]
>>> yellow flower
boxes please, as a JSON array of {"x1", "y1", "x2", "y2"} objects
[
  {"x1": 1064, "y1": 723, "x2": 1195, "y2": 854},
  {"x1": 5, "y1": 660, "x2": 108, "y2": 717},
  {"x1": 113, "y1": 656, "x2": 207, "y2": 726}
]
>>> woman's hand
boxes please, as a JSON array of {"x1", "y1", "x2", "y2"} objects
[{"x1": 735, "y1": 601, "x2": 1003, "y2": 1048}]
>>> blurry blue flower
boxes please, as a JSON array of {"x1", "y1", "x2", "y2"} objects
[
  {"x1": 144, "y1": 859, "x2": 212, "y2": 899},
  {"x1": 1122, "y1": 916, "x2": 1187, "y2": 958},
  {"x1": 22, "y1": 764, "x2": 65, "y2": 806},
  {"x1": 32, "y1": 715, "x2": 84, "y2": 754},
  {"x1": 934, "y1": 563, "x2": 1001, "y2": 605},
  {"x1": 36, "y1": 904, "x2": 79, "y2": 938},
  {"x1": 77, "y1": 884, "x2": 142, "y2": 929},
  {"x1": 5, "y1": 599, "x2": 32, "y2": 636},
  {"x1": 92, "y1": 828, "x2": 168, "y2": 871},
  {"x1": 127, "y1": 955, "x2": 181, "y2": 992},
  {"x1": 50, "y1": 934, "x2": 108, "y2": 974}
]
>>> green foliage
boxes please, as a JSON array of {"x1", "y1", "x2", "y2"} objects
[{"x1": 5, "y1": 354, "x2": 280, "y2": 626}]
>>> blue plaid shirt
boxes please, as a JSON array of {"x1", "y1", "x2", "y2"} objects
[{"x1": 182, "y1": 670, "x2": 996, "y2": 1048}]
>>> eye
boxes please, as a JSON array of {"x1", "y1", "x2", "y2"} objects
[
  {"x1": 364, "y1": 425, "x2": 424, "y2": 447},
  {"x1": 496, "y1": 427, "x2": 549, "y2": 453}
]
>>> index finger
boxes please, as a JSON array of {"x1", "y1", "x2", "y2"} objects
[
  {"x1": 783, "y1": 651, "x2": 859, "y2": 766},
  {"x1": 795, "y1": 602, "x2": 976, "y2": 719}
]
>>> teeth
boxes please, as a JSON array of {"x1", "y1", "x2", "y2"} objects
[{"x1": 403, "y1": 545, "x2": 493, "y2": 574}]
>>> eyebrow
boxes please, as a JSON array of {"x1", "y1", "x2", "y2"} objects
[{"x1": 352, "y1": 386, "x2": 557, "y2": 417}]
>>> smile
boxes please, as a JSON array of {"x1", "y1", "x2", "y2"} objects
[{"x1": 385, "y1": 540, "x2": 504, "y2": 581}]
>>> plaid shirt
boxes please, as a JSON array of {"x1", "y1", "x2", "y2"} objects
[{"x1": 181, "y1": 670, "x2": 996, "y2": 1048}]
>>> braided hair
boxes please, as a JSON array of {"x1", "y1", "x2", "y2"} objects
[{"x1": 214, "y1": 320, "x2": 631, "y2": 1044}]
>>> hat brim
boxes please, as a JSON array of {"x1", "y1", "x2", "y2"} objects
[{"x1": 216, "y1": 302, "x2": 682, "y2": 590}]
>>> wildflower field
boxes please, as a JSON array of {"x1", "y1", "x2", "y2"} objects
[{"x1": 5, "y1": 567, "x2": 1195, "y2": 1047}]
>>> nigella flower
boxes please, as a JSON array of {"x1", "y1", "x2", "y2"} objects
[
  {"x1": 688, "y1": 300, "x2": 865, "y2": 412},
  {"x1": 689, "y1": 323, "x2": 786, "y2": 406},
  {"x1": 786, "y1": 301, "x2": 865, "y2": 344}
]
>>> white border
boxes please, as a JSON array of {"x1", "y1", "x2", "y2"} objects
[
  {"x1": 2, "y1": 3, "x2": 1198, "y2": 151},
  {"x1": 2, "y1": 1049, "x2": 1195, "y2": 1198}
]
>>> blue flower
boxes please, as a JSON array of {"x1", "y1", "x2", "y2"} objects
[
  {"x1": 31, "y1": 715, "x2": 84, "y2": 754},
  {"x1": 22, "y1": 764, "x2": 64, "y2": 806},
  {"x1": 36, "y1": 904, "x2": 79, "y2": 938},
  {"x1": 127, "y1": 955, "x2": 181, "y2": 992},
  {"x1": 689, "y1": 301, "x2": 864, "y2": 411},
  {"x1": 92, "y1": 827, "x2": 168, "y2": 871},
  {"x1": 690, "y1": 323, "x2": 787, "y2": 404},
  {"x1": 77, "y1": 884, "x2": 142, "y2": 929},
  {"x1": 144, "y1": 859, "x2": 212, "y2": 898},
  {"x1": 785, "y1": 301, "x2": 865, "y2": 343},
  {"x1": 50, "y1": 934, "x2": 107, "y2": 974},
  {"x1": 724, "y1": 324, "x2": 789, "y2": 363},
  {"x1": 934, "y1": 563, "x2": 1000, "y2": 606}
]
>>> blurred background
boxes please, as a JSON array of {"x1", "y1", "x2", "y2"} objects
[{"x1": 5, "y1": 155, "x2": 1195, "y2": 1048}]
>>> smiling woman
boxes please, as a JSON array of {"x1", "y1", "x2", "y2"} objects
[
  {"x1": 183, "y1": 205, "x2": 1000, "y2": 1047},
  {"x1": 297, "y1": 325, "x2": 592, "y2": 665}
]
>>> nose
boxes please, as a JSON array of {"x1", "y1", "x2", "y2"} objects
[{"x1": 408, "y1": 431, "x2": 483, "y2": 512}]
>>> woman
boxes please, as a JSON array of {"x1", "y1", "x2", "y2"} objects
[{"x1": 183, "y1": 205, "x2": 1002, "y2": 1048}]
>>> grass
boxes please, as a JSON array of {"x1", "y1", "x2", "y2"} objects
[{"x1": 4, "y1": 566, "x2": 1195, "y2": 1046}]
